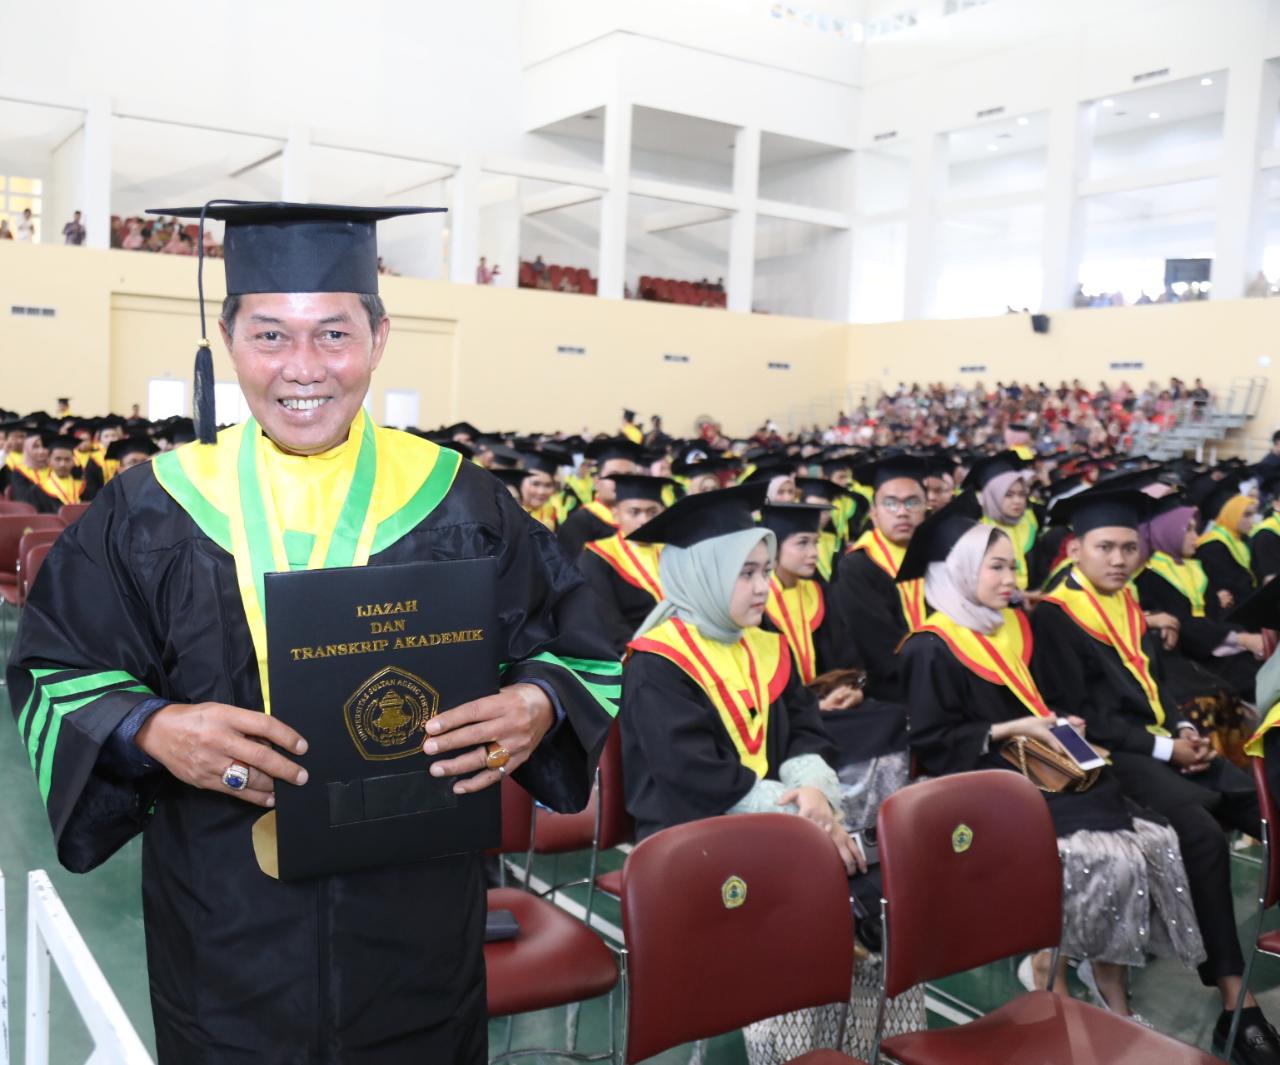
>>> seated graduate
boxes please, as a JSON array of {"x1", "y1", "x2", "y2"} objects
[
  {"x1": 1136, "y1": 494, "x2": 1265, "y2": 701},
  {"x1": 1193, "y1": 471, "x2": 1259, "y2": 617},
  {"x1": 555, "y1": 437, "x2": 642, "y2": 558},
  {"x1": 672, "y1": 450, "x2": 736, "y2": 497},
  {"x1": 794, "y1": 476, "x2": 863, "y2": 583},
  {"x1": 579, "y1": 474, "x2": 673, "y2": 655},
  {"x1": 900, "y1": 500, "x2": 1204, "y2": 1018},
  {"x1": 13, "y1": 434, "x2": 87, "y2": 513},
  {"x1": 1030, "y1": 487, "x2": 1279, "y2": 1059},
  {"x1": 921, "y1": 454, "x2": 958, "y2": 514},
  {"x1": 619, "y1": 483, "x2": 924, "y2": 1061},
  {"x1": 513, "y1": 447, "x2": 570, "y2": 531},
  {"x1": 1251, "y1": 470, "x2": 1280, "y2": 584},
  {"x1": 965, "y1": 450, "x2": 1039, "y2": 597},
  {"x1": 827, "y1": 455, "x2": 930, "y2": 698},
  {"x1": 8, "y1": 431, "x2": 52, "y2": 509},
  {"x1": 1244, "y1": 586, "x2": 1280, "y2": 804}
]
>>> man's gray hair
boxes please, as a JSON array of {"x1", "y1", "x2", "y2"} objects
[{"x1": 220, "y1": 292, "x2": 387, "y2": 338}]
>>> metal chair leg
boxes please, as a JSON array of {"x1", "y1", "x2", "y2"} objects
[{"x1": 1227, "y1": 809, "x2": 1273, "y2": 1063}]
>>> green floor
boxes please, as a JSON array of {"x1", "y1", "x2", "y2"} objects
[{"x1": 4, "y1": 611, "x2": 1280, "y2": 1063}]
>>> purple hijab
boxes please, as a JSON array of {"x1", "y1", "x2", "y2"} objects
[{"x1": 1142, "y1": 505, "x2": 1197, "y2": 563}]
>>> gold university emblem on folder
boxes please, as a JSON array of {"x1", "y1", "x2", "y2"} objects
[{"x1": 344, "y1": 666, "x2": 440, "y2": 761}]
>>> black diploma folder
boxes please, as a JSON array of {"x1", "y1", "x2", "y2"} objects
[{"x1": 265, "y1": 558, "x2": 502, "y2": 880}]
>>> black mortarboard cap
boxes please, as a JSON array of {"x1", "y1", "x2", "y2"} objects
[
  {"x1": 105, "y1": 436, "x2": 159, "y2": 462},
  {"x1": 609, "y1": 474, "x2": 675, "y2": 504},
  {"x1": 743, "y1": 459, "x2": 800, "y2": 485},
  {"x1": 1187, "y1": 470, "x2": 1246, "y2": 521},
  {"x1": 444, "y1": 422, "x2": 481, "y2": 441},
  {"x1": 896, "y1": 493, "x2": 983, "y2": 582},
  {"x1": 585, "y1": 437, "x2": 645, "y2": 465},
  {"x1": 148, "y1": 201, "x2": 444, "y2": 445},
  {"x1": 490, "y1": 468, "x2": 528, "y2": 493},
  {"x1": 517, "y1": 446, "x2": 571, "y2": 477},
  {"x1": 793, "y1": 477, "x2": 851, "y2": 503},
  {"x1": 43, "y1": 434, "x2": 79, "y2": 453},
  {"x1": 1049, "y1": 488, "x2": 1152, "y2": 534},
  {"x1": 629, "y1": 483, "x2": 769, "y2": 547},
  {"x1": 1227, "y1": 576, "x2": 1280, "y2": 631},
  {"x1": 759, "y1": 502, "x2": 831, "y2": 541},
  {"x1": 961, "y1": 450, "x2": 1030, "y2": 491},
  {"x1": 672, "y1": 454, "x2": 739, "y2": 478},
  {"x1": 851, "y1": 455, "x2": 930, "y2": 491}
]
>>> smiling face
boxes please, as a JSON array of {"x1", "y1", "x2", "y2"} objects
[
  {"x1": 976, "y1": 533, "x2": 1018, "y2": 609},
  {"x1": 220, "y1": 292, "x2": 389, "y2": 455},
  {"x1": 521, "y1": 470, "x2": 556, "y2": 509},
  {"x1": 729, "y1": 540, "x2": 773, "y2": 628}
]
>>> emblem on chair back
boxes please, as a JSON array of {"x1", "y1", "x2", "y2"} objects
[
  {"x1": 951, "y1": 823, "x2": 973, "y2": 853},
  {"x1": 720, "y1": 875, "x2": 747, "y2": 910}
]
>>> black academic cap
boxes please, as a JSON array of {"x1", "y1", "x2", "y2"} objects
[
  {"x1": 1187, "y1": 470, "x2": 1246, "y2": 521},
  {"x1": 1254, "y1": 468, "x2": 1280, "y2": 502},
  {"x1": 851, "y1": 455, "x2": 930, "y2": 491},
  {"x1": 42, "y1": 433, "x2": 79, "y2": 453},
  {"x1": 897, "y1": 493, "x2": 984, "y2": 582},
  {"x1": 444, "y1": 421, "x2": 481, "y2": 441},
  {"x1": 1092, "y1": 465, "x2": 1166, "y2": 493},
  {"x1": 759, "y1": 502, "x2": 831, "y2": 541},
  {"x1": 584, "y1": 437, "x2": 645, "y2": 465},
  {"x1": 1227, "y1": 576, "x2": 1280, "y2": 631},
  {"x1": 105, "y1": 436, "x2": 159, "y2": 462},
  {"x1": 743, "y1": 459, "x2": 800, "y2": 485},
  {"x1": 153, "y1": 418, "x2": 196, "y2": 446},
  {"x1": 794, "y1": 476, "x2": 851, "y2": 503},
  {"x1": 1048, "y1": 488, "x2": 1152, "y2": 534},
  {"x1": 517, "y1": 447, "x2": 571, "y2": 476},
  {"x1": 629, "y1": 483, "x2": 769, "y2": 547},
  {"x1": 820, "y1": 455, "x2": 856, "y2": 477},
  {"x1": 672, "y1": 454, "x2": 739, "y2": 478},
  {"x1": 609, "y1": 474, "x2": 676, "y2": 504},
  {"x1": 960, "y1": 450, "x2": 1030, "y2": 491},
  {"x1": 490, "y1": 468, "x2": 528, "y2": 492}
]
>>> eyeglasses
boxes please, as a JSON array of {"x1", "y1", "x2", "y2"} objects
[{"x1": 878, "y1": 496, "x2": 925, "y2": 514}]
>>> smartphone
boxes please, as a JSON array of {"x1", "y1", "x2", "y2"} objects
[
  {"x1": 850, "y1": 827, "x2": 880, "y2": 867},
  {"x1": 1050, "y1": 722, "x2": 1106, "y2": 770}
]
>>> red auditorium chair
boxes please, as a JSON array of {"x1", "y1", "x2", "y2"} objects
[
  {"x1": 519, "y1": 261, "x2": 535, "y2": 287},
  {"x1": 485, "y1": 776, "x2": 619, "y2": 1061},
  {"x1": 548, "y1": 264, "x2": 564, "y2": 289},
  {"x1": 20, "y1": 541, "x2": 54, "y2": 601},
  {"x1": 582, "y1": 278, "x2": 597, "y2": 296},
  {"x1": 0, "y1": 514, "x2": 64, "y2": 635},
  {"x1": 621, "y1": 813, "x2": 864, "y2": 1063},
  {"x1": 0, "y1": 500, "x2": 37, "y2": 516},
  {"x1": 59, "y1": 503, "x2": 90, "y2": 524},
  {"x1": 870, "y1": 771, "x2": 1220, "y2": 1064},
  {"x1": 1224, "y1": 757, "x2": 1280, "y2": 1060}
]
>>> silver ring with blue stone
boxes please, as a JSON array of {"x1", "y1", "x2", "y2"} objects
[{"x1": 221, "y1": 762, "x2": 250, "y2": 791}]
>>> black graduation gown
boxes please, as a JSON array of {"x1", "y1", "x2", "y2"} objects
[
  {"x1": 1134, "y1": 568, "x2": 1258, "y2": 700},
  {"x1": 901, "y1": 631, "x2": 1130, "y2": 836},
  {"x1": 9, "y1": 469, "x2": 63, "y2": 514},
  {"x1": 619, "y1": 649, "x2": 838, "y2": 841},
  {"x1": 827, "y1": 551, "x2": 905, "y2": 697},
  {"x1": 1029, "y1": 525, "x2": 1070, "y2": 590},
  {"x1": 1195, "y1": 539, "x2": 1256, "y2": 620},
  {"x1": 8, "y1": 458, "x2": 618, "y2": 1065},
  {"x1": 579, "y1": 549, "x2": 658, "y2": 655},
  {"x1": 1253, "y1": 524, "x2": 1280, "y2": 584},
  {"x1": 555, "y1": 506, "x2": 614, "y2": 561}
]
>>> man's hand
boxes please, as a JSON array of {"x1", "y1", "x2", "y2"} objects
[
  {"x1": 135, "y1": 702, "x2": 309, "y2": 808},
  {"x1": 819, "y1": 685, "x2": 863, "y2": 711},
  {"x1": 1171, "y1": 730, "x2": 1215, "y2": 774},
  {"x1": 1217, "y1": 589, "x2": 1236, "y2": 610},
  {"x1": 423, "y1": 683, "x2": 555, "y2": 794},
  {"x1": 1145, "y1": 612, "x2": 1180, "y2": 651}
]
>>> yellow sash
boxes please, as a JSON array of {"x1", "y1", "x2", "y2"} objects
[
  {"x1": 621, "y1": 423, "x2": 643, "y2": 444},
  {"x1": 584, "y1": 534, "x2": 664, "y2": 602},
  {"x1": 1252, "y1": 511, "x2": 1280, "y2": 545},
  {"x1": 582, "y1": 498, "x2": 618, "y2": 528},
  {"x1": 630, "y1": 617, "x2": 789, "y2": 778},
  {"x1": 982, "y1": 509, "x2": 1038, "y2": 590},
  {"x1": 1198, "y1": 523, "x2": 1254, "y2": 581},
  {"x1": 816, "y1": 529, "x2": 838, "y2": 582},
  {"x1": 1144, "y1": 552, "x2": 1208, "y2": 618},
  {"x1": 1043, "y1": 568, "x2": 1167, "y2": 734},
  {"x1": 849, "y1": 528, "x2": 926, "y2": 630},
  {"x1": 765, "y1": 576, "x2": 825, "y2": 684},
  {"x1": 37, "y1": 471, "x2": 83, "y2": 506},
  {"x1": 914, "y1": 608, "x2": 1052, "y2": 719},
  {"x1": 527, "y1": 501, "x2": 558, "y2": 531},
  {"x1": 1247, "y1": 702, "x2": 1280, "y2": 757}
]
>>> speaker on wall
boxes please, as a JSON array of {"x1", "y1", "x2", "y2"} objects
[{"x1": 1030, "y1": 314, "x2": 1050, "y2": 334}]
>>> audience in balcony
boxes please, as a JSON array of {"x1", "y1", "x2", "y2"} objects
[
  {"x1": 518, "y1": 258, "x2": 598, "y2": 295},
  {"x1": 476, "y1": 256, "x2": 500, "y2": 285},
  {"x1": 16, "y1": 208, "x2": 35, "y2": 242},
  {"x1": 0, "y1": 220, "x2": 12, "y2": 240},
  {"x1": 110, "y1": 215, "x2": 224, "y2": 257},
  {"x1": 61, "y1": 211, "x2": 85, "y2": 246}
]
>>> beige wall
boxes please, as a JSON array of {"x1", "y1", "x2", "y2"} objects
[{"x1": 1, "y1": 243, "x2": 1276, "y2": 452}]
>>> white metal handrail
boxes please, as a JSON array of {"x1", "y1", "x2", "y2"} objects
[{"x1": 24, "y1": 871, "x2": 152, "y2": 1065}]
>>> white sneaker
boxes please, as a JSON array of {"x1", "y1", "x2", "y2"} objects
[
  {"x1": 1077, "y1": 959, "x2": 1107, "y2": 1009},
  {"x1": 1016, "y1": 954, "x2": 1038, "y2": 993}
]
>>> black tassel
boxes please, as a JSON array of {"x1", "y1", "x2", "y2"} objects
[{"x1": 194, "y1": 341, "x2": 216, "y2": 444}]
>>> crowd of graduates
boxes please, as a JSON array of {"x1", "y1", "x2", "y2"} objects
[{"x1": 7, "y1": 390, "x2": 1280, "y2": 1061}]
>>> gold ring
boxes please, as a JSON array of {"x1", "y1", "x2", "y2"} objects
[{"x1": 485, "y1": 743, "x2": 510, "y2": 770}]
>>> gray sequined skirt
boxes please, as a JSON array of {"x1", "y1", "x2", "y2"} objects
[{"x1": 1058, "y1": 818, "x2": 1206, "y2": 968}]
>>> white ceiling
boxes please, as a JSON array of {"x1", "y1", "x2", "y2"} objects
[{"x1": 0, "y1": 99, "x2": 84, "y2": 169}]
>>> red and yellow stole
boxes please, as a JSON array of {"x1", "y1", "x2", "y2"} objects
[
  {"x1": 765, "y1": 576, "x2": 825, "y2": 684},
  {"x1": 37, "y1": 470, "x2": 83, "y2": 506},
  {"x1": 916, "y1": 608, "x2": 1052, "y2": 719},
  {"x1": 848, "y1": 527, "x2": 926, "y2": 630},
  {"x1": 526, "y1": 501, "x2": 558, "y2": 531},
  {"x1": 582, "y1": 498, "x2": 618, "y2": 528},
  {"x1": 1043, "y1": 567, "x2": 1167, "y2": 734},
  {"x1": 630, "y1": 618, "x2": 790, "y2": 777},
  {"x1": 584, "y1": 534, "x2": 664, "y2": 602}
]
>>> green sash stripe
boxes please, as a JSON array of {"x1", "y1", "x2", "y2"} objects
[
  {"x1": 283, "y1": 530, "x2": 317, "y2": 569},
  {"x1": 15, "y1": 667, "x2": 60, "y2": 739},
  {"x1": 369, "y1": 447, "x2": 462, "y2": 557},
  {"x1": 324, "y1": 412, "x2": 378, "y2": 568},
  {"x1": 503, "y1": 651, "x2": 623, "y2": 718},
  {"x1": 151, "y1": 451, "x2": 233, "y2": 553},
  {"x1": 238, "y1": 419, "x2": 280, "y2": 609},
  {"x1": 37, "y1": 686, "x2": 149, "y2": 802},
  {"x1": 19, "y1": 669, "x2": 143, "y2": 744}
]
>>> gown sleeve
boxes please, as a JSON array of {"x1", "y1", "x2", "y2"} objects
[
  {"x1": 1134, "y1": 569, "x2": 1234, "y2": 659},
  {"x1": 1253, "y1": 529, "x2": 1280, "y2": 584},
  {"x1": 1196, "y1": 540, "x2": 1255, "y2": 619},
  {"x1": 6, "y1": 475, "x2": 166, "y2": 872},
  {"x1": 901, "y1": 633, "x2": 995, "y2": 776}
]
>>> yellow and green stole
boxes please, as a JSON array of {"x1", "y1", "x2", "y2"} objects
[
  {"x1": 815, "y1": 529, "x2": 839, "y2": 582},
  {"x1": 151, "y1": 411, "x2": 461, "y2": 712},
  {"x1": 915, "y1": 607, "x2": 1053, "y2": 718},
  {"x1": 848, "y1": 528, "x2": 927, "y2": 631},
  {"x1": 1198, "y1": 522, "x2": 1254, "y2": 582},
  {"x1": 1143, "y1": 552, "x2": 1208, "y2": 617},
  {"x1": 1247, "y1": 701, "x2": 1280, "y2": 757},
  {"x1": 631, "y1": 617, "x2": 790, "y2": 778},
  {"x1": 765, "y1": 576, "x2": 825, "y2": 684},
  {"x1": 982, "y1": 509, "x2": 1038, "y2": 590},
  {"x1": 1252, "y1": 511, "x2": 1280, "y2": 547},
  {"x1": 1043, "y1": 567, "x2": 1167, "y2": 736},
  {"x1": 584, "y1": 534, "x2": 664, "y2": 602}
]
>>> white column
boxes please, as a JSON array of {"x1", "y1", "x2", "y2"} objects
[
  {"x1": 1212, "y1": 49, "x2": 1277, "y2": 299},
  {"x1": 281, "y1": 125, "x2": 311, "y2": 202},
  {"x1": 1040, "y1": 100, "x2": 1094, "y2": 311},
  {"x1": 902, "y1": 130, "x2": 945, "y2": 320},
  {"x1": 448, "y1": 155, "x2": 481, "y2": 285},
  {"x1": 727, "y1": 126, "x2": 761, "y2": 313},
  {"x1": 81, "y1": 95, "x2": 112, "y2": 250},
  {"x1": 597, "y1": 96, "x2": 632, "y2": 299}
]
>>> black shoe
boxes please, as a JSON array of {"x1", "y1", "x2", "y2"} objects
[{"x1": 1214, "y1": 1007, "x2": 1280, "y2": 1065}]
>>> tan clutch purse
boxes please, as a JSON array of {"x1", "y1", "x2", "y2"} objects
[
  {"x1": 1000, "y1": 735, "x2": 1101, "y2": 794},
  {"x1": 806, "y1": 668, "x2": 867, "y2": 698}
]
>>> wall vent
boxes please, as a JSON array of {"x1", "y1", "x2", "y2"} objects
[
  {"x1": 975, "y1": 106, "x2": 1006, "y2": 119},
  {"x1": 1109, "y1": 360, "x2": 1145, "y2": 370},
  {"x1": 663, "y1": 353, "x2": 691, "y2": 364},
  {"x1": 959, "y1": 364, "x2": 987, "y2": 374},
  {"x1": 556, "y1": 345, "x2": 586, "y2": 356},
  {"x1": 1132, "y1": 67, "x2": 1170, "y2": 83},
  {"x1": 10, "y1": 305, "x2": 56, "y2": 317},
  {"x1": 767, "y1": 361, "x2": 792, "y2": 371},
  {"x1": 872, "y1": 130, "x2": 898, "y2": 142}
]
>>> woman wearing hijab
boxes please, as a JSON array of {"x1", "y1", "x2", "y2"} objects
[
  {"x1": 1195, "y1": 481, "x2": 1259, "y2": 616},
  {"x1": 619, "y1": 484, "x2": 923, "y2": 1061},
  {"x1": 966, "y1": 450, "x2": 1040, "y2": 593},
  {"x1": 900, "y1": 501, "x2": 1204, "y2": 1019}
]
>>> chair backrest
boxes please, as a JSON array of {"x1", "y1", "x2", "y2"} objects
[
  {"x1": 1252, "y1": 757, "x2": 1280, "y2": 910},
  {"x1": 494, "y1": 775, "x2": 535, "y2": 855},
  {"x1": 0, "y1": 515, "x2": 65, "y2": 573},
  {"x1": 531, "y1": 722, "x2": 633, "y2": 855},
  {"x1": 18, "y1": 529, "x2": 61, "y2": 590},
  {"x1": 22, "y1": 543, "x2": 53, "y2": 596},
  {"x1": 59, "y1": 503, "x2": 90, "y2": 524},
  {"x1": 0, "y1": 500, "x2": 37, "y2": 516},
  {"x1": 877, "y1": 770, "x2": 1062, "y2": 997},
  {"x1": 622, "y1": 813, "x2": 853, "y2": 1063}
]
